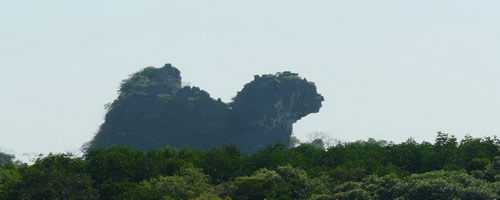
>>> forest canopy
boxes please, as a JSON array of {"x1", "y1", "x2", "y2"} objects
[{"x1": 1, "y1": 133, "x2": 499, "y2": 199}]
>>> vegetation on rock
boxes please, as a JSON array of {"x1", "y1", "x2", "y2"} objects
[{"x1": 87, "y1": 64, "x2": 324, "y2": 152}]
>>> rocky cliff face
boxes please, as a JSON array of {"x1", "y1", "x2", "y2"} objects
[
  {"x1": 87, "y1": 64, "x2": 323, "y2": 153},
  {"x1": 229, "y1": 72, "x2": 324, "y2": 151}
]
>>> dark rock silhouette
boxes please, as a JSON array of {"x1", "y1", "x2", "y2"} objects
[{"x1": 87, "y1": 64, "x2": 324, "y2": 152}]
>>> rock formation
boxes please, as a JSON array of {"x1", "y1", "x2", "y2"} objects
[{"x1": 87, "y1": 64, "x2": 324, "y2": 152}]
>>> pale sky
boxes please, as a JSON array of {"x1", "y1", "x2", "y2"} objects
[{"x1": 1, "y1": 0, "x2": 499, "y2": 160}]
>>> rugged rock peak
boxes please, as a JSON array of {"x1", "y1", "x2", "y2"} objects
[
  {"x1": 88, "y1": 64, "x2": 324, "y2": 153},
  {"x1": 119, "y1": 64, "x2": 182, "y2": 96},
  {"x1": 231, "y1": 71, "x2": 324, "y2": 124},
  {"x1": 160, "y1": 63, "x2": 181, "y2": 79}
]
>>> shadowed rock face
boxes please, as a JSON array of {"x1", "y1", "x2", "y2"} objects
[{"x1": 87, "y1": 64, "x2": 323, "y2": 153}]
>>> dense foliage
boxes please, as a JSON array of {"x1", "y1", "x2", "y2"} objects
[
  {"x1": 1, "y1": 133, "x2": 499, "y2": 199},
  {"x1": 88, "y1": 64, "x2": 323, "y2": 152}
]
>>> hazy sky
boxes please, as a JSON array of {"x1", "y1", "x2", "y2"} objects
[{"x1": 1, "y1": 1, "x2": 499, "y2": 159}]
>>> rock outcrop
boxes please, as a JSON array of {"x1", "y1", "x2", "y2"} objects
[{"x1": 87, "y1": 64, "x2": 324, "y2": 152}]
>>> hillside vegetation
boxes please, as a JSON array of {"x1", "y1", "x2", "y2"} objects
[{"x1": 1, "y1": 133, "x2": 499, "y2": 199}]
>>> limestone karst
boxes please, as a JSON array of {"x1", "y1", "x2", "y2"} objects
[{"x1": 87, "y1": 64, "x2": 324, "y2": 152}]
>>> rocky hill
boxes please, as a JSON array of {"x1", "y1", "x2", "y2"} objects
[{"x1": 87, "y1": 64, "x2": 324, "y2": 152}]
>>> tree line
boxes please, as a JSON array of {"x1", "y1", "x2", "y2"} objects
[{"x1": 1, "y1": 132, "x2": 499, "y2": 199}]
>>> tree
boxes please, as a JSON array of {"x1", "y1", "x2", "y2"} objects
[
  {"x1": 483, "y1": 156, "x2": 500, "y2": 182},
  {"x1": 201, "y1": 145, "x2": 242, "y2": 183},
  {"x1": 362, "y1": 174, "x2": 405, "y2": 200},
  {"x1": 289, "y1": 135, "x2": 302, "y2": 147},
  {"x1": 85, "y1": 146, "x2": 150, "y2": 185},
  {"x1": 119, "y1": 168, "x2": 219, "y2": 200},
  {"x1": 307, "y1": 132, "x2": 338, "y2": 149},
  {"x1": 433, "y1": 132, "x2": 458, "y2": 170},
  {"x1": 0, "y1": 163, "x2": 21, "y2": 200},
  {"x1": 457, "y1": 135, "x2": 499, "y2": 171},
  {"x1": 245, "y1": 144, "x2": 292, "y2": 171},
  {"x1": 401, "y1": 171, "x2": 497, "y2": 199},
  {"x1": 329, "y1": 182, "x2": 373, "y2": 200},
  {"x1": 15, "y1": 154, "x2": 98, "y2": 200},
  {"x1": 227, "y1": 169, "x2": 281, "y2": 200},
  {"x1": 274, "y1": 165, "x2": 318, "y2": 199},
  {"x1": 386, "y1": 138, "x2": 423, "y2": 173},
  {"x1": 289, "y1": 144, "x2": 326, "y2": 176}
]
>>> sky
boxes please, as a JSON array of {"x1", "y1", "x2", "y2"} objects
[{"x1": 1, "y1": 0, "x2": 499, "y2": 160}]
